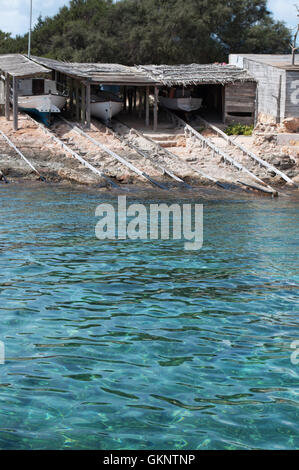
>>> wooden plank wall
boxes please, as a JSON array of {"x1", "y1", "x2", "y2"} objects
[
  {"x1": 0, "y1": 80, "x2": 4, "y2": 115},
  {"x1": 224, "y1": 82, "x2": 256, "y2": 125},
  {"x1": 285, "y1": 71, "x2": 299, "y2": 118},
  {"x1": 229, "y1": 55, "x2": 286, "y2": 123}
]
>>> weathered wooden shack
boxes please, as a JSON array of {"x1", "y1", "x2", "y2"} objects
[
  {"x1": 138, "y1": 64, "x2": 256, "y2": 124},
  {"x1": 229, "y1": 54, "x2": 299, "y2": 123},
  {"x1": 0, "y1": 54, "x2": 258, "y2": 131},
  {"x1": 0, "y1": 54, "x2": 50, "y2": 129},
  {"x1": 31, "y1": 56, "x2": 159, "y2": 129},
  {"x1": 33, "y1": 58, "x2": 256, "y2": 127}
]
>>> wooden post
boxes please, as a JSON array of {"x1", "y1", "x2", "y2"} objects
[
  {"x1": 69, "y1": 78, "x2": 74, "y2": 116},
  {"x1": 144, "y1": 88, "x2": 147, "y2": 112},
  {"x1": 222, "y1": 85, "x2": 225, "y2": 124},
  {"x1": 13, "y1": 76, "x2": 18, "y2": 131},
  {"x1": 81, "y1": 83, "x2": 86, "y2": 125},
  {"x1": 138, "y1": 88, "x2": 143, "y2": 119},
  {"x1": 145, "y1": 86, "x2": 149, "y2": 127},
  {"x1": 85, "y1": 82, "x2": 91, "y2": 129},
  {"x1": 128, "y1": 87, "x2": 133, "y2": 113},
  {"x1": 5, "y1": 73, "x2": 10, "y2": 121},
  {"x1": 133, "y1": 87, "x2": 137, "y2": 111},
  {"x1": 123, "y1": 86, "x2": 127, "y2": 111},
  {"x1": 153, "y1": 86, "x2": 158, "y2": 131},
  {"x1": 254, "y1": 83, "x2": 258, "y2": 127},
  {"x1": 75, "y1": 81, "x2": 80, "y2": 121}
]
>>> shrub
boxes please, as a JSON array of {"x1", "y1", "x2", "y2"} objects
[{"x1": 224, "y1": 123, "x2": 254, "y2": 136}]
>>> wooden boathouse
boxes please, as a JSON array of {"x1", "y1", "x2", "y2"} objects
[
  {"x1": 32, "y1": 59, "x2": 256, "y2": 128},
  {"x1": 0, "y1": 54, "x2": 50, "y2": 130},
  {"x1": 30, "y1": 56, "x2": 159, "y2": 130},
  {"x1": 0, "y1": 54, "x2": 257, "y2": 130},
  {"x1": 0, "y1": 53, "x2": 296, "y2": 194},
  {"x1": 138, "y1": 64, "x2": 256, "y2": 125},
  {"x1": 229, "y1": 54, "x2": 299, "y2": 123}
]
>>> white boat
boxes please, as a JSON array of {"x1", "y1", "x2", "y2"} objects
[
  {"x1": 17, "y1": 78, "x2": 67, "y2": 125},
  {"x1": 159, "y1": 96, "x2": 203, "y2": 112},
  {"x1": 18, "y1": 93, "x2": 66, "y2": 113},
  {"x1": 90, "y1": 91, "x2": 123, "y2": 122}
]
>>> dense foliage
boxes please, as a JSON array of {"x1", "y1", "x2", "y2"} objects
[{"x1": 0, "y1": 0, "x2": 291, "y2": 64}]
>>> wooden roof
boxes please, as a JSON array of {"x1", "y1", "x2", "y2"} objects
[
  {"x1": 0, "y1": 54, "x2": 50, "y2": 78},
  {"x1": 0, "y1": 54, "x2": 255, "y2": 86},
  {"x1": 31, "y1": 56, "x2": 158, "y2": 85},
  {"x1": 138, "y1": 64, "x2": 255, "y2": 86}
]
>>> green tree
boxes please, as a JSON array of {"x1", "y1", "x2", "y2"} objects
[{"x1": 0, "y1": 0, "x2": 292, "y2": 63}]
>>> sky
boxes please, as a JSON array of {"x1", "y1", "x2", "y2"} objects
[{"x1": 0, "y1": 0, "x2": 297, "y2": 37}]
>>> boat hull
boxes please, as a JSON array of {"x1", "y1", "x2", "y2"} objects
[
  {"x1": 91, "y1": 101, "x2": 123, "y2": 122},
  {"x1": 18, "y1": 94, "x2": 67, "y2": 126},
  {"x1": 159, "y1": 96, "x2": 203, "y2": 112},
  {"x1": 18, "y1": 94, "x2": 66, "y2": 113}
]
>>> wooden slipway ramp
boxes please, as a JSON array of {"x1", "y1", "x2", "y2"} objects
[
  {"x1": 0, "y1": 127, "x2": 45, "y2": 181},
  {"x1": 58, "y1": 117, "x2": 169, "y2": 190},
  {"x1": 110, "y1": 116, "x2": 276, "y2": 196},
  {"x1": 197, "y1": 116, "x2": 298, "y2": 189},
  {"x1": 24, "y1": 113, "x2": 121, "y2": 189},
  {"x1": 161, "y1": 109, "x2": 279, "y2": 196},
  {"x1": 91, "y1": 118, "x2": 193, "y2": 190},
  {"x1": 111, "y1": 119, "x2": 230, "y2": 190}
]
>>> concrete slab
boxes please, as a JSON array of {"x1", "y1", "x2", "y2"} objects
[{"x1": 277, "y1": 134, "x2": 299, "y2": 146}]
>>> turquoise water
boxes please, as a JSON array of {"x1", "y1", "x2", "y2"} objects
[{"x1": 0, "y1": 184, "x2": 298, "y2": 450}]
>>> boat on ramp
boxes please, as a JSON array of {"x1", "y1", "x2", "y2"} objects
[{"x1": 15, "y1": 78, "x2": 67, "y2": 126}]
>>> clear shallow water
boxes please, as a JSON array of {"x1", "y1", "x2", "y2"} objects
[{"x1": 0, "y1": 184, "x2": 298, "y2": 450}]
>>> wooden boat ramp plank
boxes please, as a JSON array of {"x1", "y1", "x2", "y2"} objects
[
  {"x1": 163, "y1": 108, "x2": 278, "y2": 197},
  {"x1": 117, "y1": 120, "x2": 235, "y2": 191},
  {"x1": 59, "y1": 116, "x2": 169, "y2": 191},
  {"x1": 198, "y1": 116, "x2": 298, "y2": 188},
  {"x1": 0, "y1": 127, "x2": 45, "y2": 181},
  {"x1": 108, "y1": 119, "x2": 193, "y2": 190},
  {"x1": 24, "y1": 113, "x2": 119, "y2": 189}
]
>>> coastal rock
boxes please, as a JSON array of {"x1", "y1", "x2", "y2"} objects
[
  {"x1": 117, "y1": 174, "x2": 134, "y2": 184},
  {"x1": 176, "y1": 136, "x2": 186, "y2": 147},
  {"x1": 282, "y1": 117, "x2": 299, "y2": 133},
  {"x1": 262, "y1": 153, "x2": 296, "y2": 169},
  {"x1": 57, "y1": 168, "x2": 98, "y2": 185},
  {"x1": 279, "y1": 159, "x2": 296, "y2": 170},
  {"x1": 285, "y1": 169, "x2": 299, "y2": 178},
  {"x1": 264, "y1": 133, "x2": 276, "y2": 142},
  {"x1": 186, "y1": 157, "x2": 198, "y2": 162},
  {"x1": 254, "y1": 133, "x2": 277, "y2": 148}
]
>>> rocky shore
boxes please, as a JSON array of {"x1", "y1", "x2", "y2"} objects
[
  {"x1": 1, "y1": 114, "x2": 299, "y2": 194},
  {"x1": 252, "y1": 117, "x2": 299, "y2": 184}
]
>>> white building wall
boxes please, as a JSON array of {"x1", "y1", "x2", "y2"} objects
[{"x1": 285, "y1": 71, "x2": 299, "y2": 118}]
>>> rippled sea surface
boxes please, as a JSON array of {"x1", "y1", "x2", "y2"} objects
[{"x1": 0, "y1": 184, "x2": 298, "y2": 450}]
